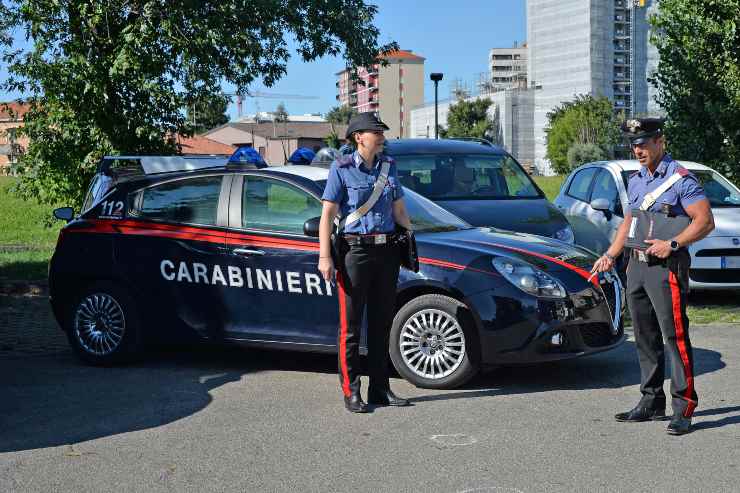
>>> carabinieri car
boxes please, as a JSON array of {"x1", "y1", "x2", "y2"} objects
[{"x1": 49, "y1": 155, "x2": 625, "y2": 389}]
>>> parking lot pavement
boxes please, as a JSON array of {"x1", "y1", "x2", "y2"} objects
[{"x1": 1, "y1": 295, "x2": 739, "y2": 493}]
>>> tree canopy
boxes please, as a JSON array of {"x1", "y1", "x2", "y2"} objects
[
  {"x1": 0, "y1": 0, "x2": 396, "y2": 207},
  {"x1": 325, "y1": 104, "x2": 357, "y2": 125},
  {"x1": 545, "y1": 95, "x2": 623, "y2": 174},
  {"x1": 439, "y1": 98, "x2": 495, "y2": 141},
  {"x1": 649, "y1": 0, "x2": 740, "y2": 183},
  {"x1": 186, "y1": 92, "x2": 229, "y2": 135}
]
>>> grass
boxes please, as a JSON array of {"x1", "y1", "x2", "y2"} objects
[
  {"x1": 533, "y1": 175, "x2": 566, "y2": 201},
  {"x1": 0, "y1": 177, "x2": 62, "y2": 281}
]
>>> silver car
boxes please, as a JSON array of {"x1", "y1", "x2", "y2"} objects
[{"x1": 554, "y1": 160, "x2": 740, "y2": 290}]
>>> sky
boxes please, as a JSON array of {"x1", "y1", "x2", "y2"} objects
[{"x1": 1, "y1": 1, "x2": 526, "y2": 121}]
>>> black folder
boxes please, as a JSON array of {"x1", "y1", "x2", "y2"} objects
[{"x1": 625, "y1": 209, "x2": 691, "y2": 251}]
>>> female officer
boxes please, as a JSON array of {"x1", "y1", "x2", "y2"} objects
[{"x1": 318, "y1": 113, "x2": 413, "y2": 413}]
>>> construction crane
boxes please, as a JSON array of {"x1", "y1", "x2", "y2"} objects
[{"x1": 222, "y1": 90, "x2": 319, "y2": 118}]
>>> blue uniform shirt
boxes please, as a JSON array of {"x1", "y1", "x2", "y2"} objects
[
  {"x1": 627, "y1": 154, "x2": 707, "y2": 217},
  {"x1": 321, "y1": 151, "x2": 404, "y2": 234}
]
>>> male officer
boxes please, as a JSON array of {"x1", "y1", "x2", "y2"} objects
[
  {"x1": 591, "y1": 117, "x2": 714, "y2": 435},
  {"x1": 318, "y1": 112, "x2": 413, "y2": 413}
]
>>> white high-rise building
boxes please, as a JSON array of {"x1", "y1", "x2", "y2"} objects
[{"x1": 527, "y1": 0, "x2": 657, "y2": 174}]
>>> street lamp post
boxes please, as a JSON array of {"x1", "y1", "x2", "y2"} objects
[{"x1": 430, "y1": 72, "x2": 443, "y2": 139}]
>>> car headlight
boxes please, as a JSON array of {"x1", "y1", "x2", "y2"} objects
[
  {"x1": 492, "y1": 257, "x2": 567, "y2": 298},
  {"x1": 554, "y1": 225, "x2": 575, "y2": 244}
]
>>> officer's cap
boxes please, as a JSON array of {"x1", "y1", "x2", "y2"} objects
[
  {"x1": 621, "y1": 117, "x2": 665, "y2": 145},
  {"x1": 345, "y1": 112, "x2": 389, "y2": 139}
]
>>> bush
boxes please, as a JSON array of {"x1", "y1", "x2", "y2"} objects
[{"x1": 567, "y1": 143, "x2": 606, "y2": 172}]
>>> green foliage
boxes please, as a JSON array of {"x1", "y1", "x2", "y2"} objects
[
  {"x1": 186, "y1": 92, "x2": 229, "y2": 134},
  {"x1": 533, "y1": 175, "x2": 566, "y2": 202},
  {"x1": 0, "y1": 0, "x2": 397, "y2": 209},
  {"x1": 567, "y1": 143, "x2": 606, "y2": 169},
  {"x1": 439, "y1": 98, "x2": 494, "y2": 140},
  {"x1": 650, "y1": 0, "x2": 740, "y2": 184},
  {"x1": 274, "y1": 102, "x2": 289, "y2": 123},
  {"x1": 325, "y1": 104, "x2": 357, "y2": 124},
  {"x1": 324, "y1": 130, "x2": 341, "y2": 149},
  {"x1": 545, "y1": 95, "x2": 623, "y2": 175}
]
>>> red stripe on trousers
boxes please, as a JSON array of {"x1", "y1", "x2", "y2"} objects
[
  {"x1": 669, "y1": 271, "x2": 697, "y2": 417},
  {"x1": 336, "y1": 272, "x2": 351, "y2": 398}
]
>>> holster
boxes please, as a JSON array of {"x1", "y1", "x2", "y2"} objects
[{"x1": 394, "y1": 225, "x2": 419, "y2": 273}]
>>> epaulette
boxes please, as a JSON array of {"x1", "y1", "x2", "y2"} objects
[
  {"x1": 676, "y1": 166, "x2": 690, "y2": 177},
  {"x1": 380, "y1": 154, "x2": 395, "y2": 164},
  {"x1": 336, "y1": 154, "x2": 354, "y2": 167},
  {"x1": 629, "y1": 170, "x2": 640, "y2": 179}
]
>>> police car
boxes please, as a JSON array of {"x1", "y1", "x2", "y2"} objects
[{"x1": 49, "y1": 154, "x2": 625, "y2": 389}]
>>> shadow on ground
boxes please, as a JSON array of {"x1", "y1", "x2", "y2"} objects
[{"x1": 0, "y1": 330, "x2": 726, "y2": 453}]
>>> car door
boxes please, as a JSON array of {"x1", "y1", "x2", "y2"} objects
[
  {"x1": 117, "y1": 174, "x2": 230, "y2": 339},
  {"x1": 222, "y1": 173, "x2": 338, "y2": 348},
  {"x1": 557, "y1": 166, "x2": 607, "y2": 251},
  {"x1": 587, "y1": 169, "x2": 625, "y2": 243}
]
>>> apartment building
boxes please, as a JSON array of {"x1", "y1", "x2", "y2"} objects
[
  {"x1": 335, "y1": 50, "x2": 425, "y2": 139},
  {"x1": 527, "y1": 0, "x2": 656, "y2": 173},
  {"x1": 489, "y1": 43, "x2": 528, "y2": 90}
]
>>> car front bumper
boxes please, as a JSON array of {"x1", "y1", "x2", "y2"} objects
[{"x1": 688, "y1": 236, "x2": 740, "y2": 290}]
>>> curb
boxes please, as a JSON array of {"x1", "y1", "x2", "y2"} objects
[{"x1": 0, "y1": 280, "x2": 48, "y2": 296}]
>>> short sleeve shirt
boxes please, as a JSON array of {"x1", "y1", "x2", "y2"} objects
[
  {"x1": 627, "y1": 154, "x2": 707, "y2": 217},
  {"x1": 321, "y1": 151, "x2": 404, "y2": 234}
]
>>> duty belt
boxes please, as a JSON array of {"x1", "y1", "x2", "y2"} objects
[{"x1": 341, "y1": 233, "x2": 398, "y2": 246}]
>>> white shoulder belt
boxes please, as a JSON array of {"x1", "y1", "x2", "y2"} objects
[
  {"x1": 335, "y1": 161, "x2": 391, "y2": 232},
  {"x1": 639, "y1": 172, "x2": 684, "y2": 211}
]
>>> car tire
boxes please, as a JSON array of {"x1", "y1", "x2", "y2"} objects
[
  {"x1": 66, "y1": 281, "x2": 142, "y2": 365},
  {"x1": 390, "y1": 294, "x2": 479, "y2": 389}
]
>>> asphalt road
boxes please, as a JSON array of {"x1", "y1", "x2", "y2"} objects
[{"x1": 1, "y1": 300, "x2": 739, "y2": 492}]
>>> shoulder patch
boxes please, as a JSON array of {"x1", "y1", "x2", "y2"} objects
[
  {"x1": 676, "y1": 166, "x2": 690, "y2": 177},
  {"x1": 336, "y1": 155, "x2": 354, "y2": 167}
]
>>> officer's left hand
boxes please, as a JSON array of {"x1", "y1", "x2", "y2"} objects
[{"x1": 644, "y1": 239, "x2": 672, "y2": 259}]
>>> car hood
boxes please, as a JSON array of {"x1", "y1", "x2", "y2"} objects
[
  {"x1": 418, "y1": 226, "x2": 598, "y2": 279},
  {"x1": 433, "y1": 198, "x2": 569, "y2": 237},
  {"x1": 709, "y1": 207, "x2": 740, "y2": 237}
]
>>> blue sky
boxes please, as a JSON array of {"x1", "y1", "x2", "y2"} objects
[{"x1": 2, "y1": 1, "x2": 526, "y2": 120}]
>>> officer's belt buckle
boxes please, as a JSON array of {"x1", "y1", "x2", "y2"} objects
[
  {"x1": 637, "y1": 250, "x2": 647, "y2": 262},
  {"x1": 374, "y1": 234, "x2": 387, "y2": 245}
]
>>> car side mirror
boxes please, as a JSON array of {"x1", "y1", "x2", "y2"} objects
[
  {"x1": 590, "y1": 198, "x2": 610, "y2": 212},
  {"x1": 53, "y1": 207, "x2": 74, "y2": 222},
  {"x1": 303, "y1": 216, "x2": 321, "y2": 237}
]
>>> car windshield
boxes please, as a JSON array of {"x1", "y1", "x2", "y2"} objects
[
  {"x1": 621, "y1": 170, "x2": 740, "y2": 207},
  {"x1": 391, "y1": 153, "x2": 542, "y2": 200},
  {"x1": 316, "y1": 180, "x2": 472, "y2": 233}
]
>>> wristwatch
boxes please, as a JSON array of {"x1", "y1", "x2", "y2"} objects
[
  {"x1": 604, "y1": 252, "x2": 615, "y2": 262},
  {"x1": 670, "y1": 239, "x2": 680, "y2": 251}
]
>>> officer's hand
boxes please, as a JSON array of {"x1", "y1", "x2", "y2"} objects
[
  {"x1": 591, "y1": 255, "x2": 614, "y2": 274},
  {"x1": 318, "y1": 256, "x2": 335, "y2": 282},
  {"x1": 644, "y1": 239, "x2": 671, "y2": 259}
]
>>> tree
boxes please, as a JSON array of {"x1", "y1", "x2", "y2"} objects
[
  {"x1": 325, "y1": 130, "x2": 342, "y2": 149},
  {"x1": 567, "y1": 143, "x2": 606, "y2": 169},
  {"x1": 186, "y1": 92, "x2": 229, "y2": 134},
  {"x1": 0, "y1": 1, "x2": 397, "y2": 208},
  {"x1": 274, "y1": 102, "x2": 289, "y2": 123},
  {"x1": 649, "y1": 0, "x2": 740, "y2": 183},
  {"x1": 325, "y1": 105, "x2": 357, "y2": 125},
  {"x1": 545, "y1": 95, "x2": 623, "y2": 174},
  {"x1": 438, "y1": 98, "x2": 494, "y2": 140}
]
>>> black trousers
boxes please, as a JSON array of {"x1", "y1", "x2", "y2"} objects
[
  {"x1": 335, "y1": 241, "x2": 400, "y2": 397},
  {"x1": 626, "y1": 249, "x2": 698, "y2": 418}
]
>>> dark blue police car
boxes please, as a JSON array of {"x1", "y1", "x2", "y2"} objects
[
  {"x1": 49, "y1": 155, "x2": 625, "y2": 389},
  {"x1": 385, "y1": 139, "x2": 576, "y2": 243}
]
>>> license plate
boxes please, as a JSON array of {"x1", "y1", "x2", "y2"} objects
[{"x1": 721, "y1": 256, "x2": 740, "y2": 269}]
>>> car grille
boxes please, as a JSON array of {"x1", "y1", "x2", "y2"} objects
[
  {"x1": 689, "y1": 269, "x2": 740, "y2": 284},
  {"x1": 579, "y1": 323, "x2": 621, "y2": 348},
  {"x1": 695, "y1": 248, "x2": 740, "y2": 257}
]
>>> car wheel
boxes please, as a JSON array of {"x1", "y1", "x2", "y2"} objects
[
  {"x1": 66, "y1": 281, "x2": 141, "y2": 365},
  {"x1": 390, "y1": 294, "x2": 479, "y2": 389}
]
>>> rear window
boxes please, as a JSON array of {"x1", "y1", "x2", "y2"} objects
[
  {"x1": 392, "y1": 153, "x2": 541, "y2": 200},
  {"x1": 132, "y1": 176, "x2": 222, "y2": 225}
]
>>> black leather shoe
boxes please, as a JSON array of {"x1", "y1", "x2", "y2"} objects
[
  {"x1": 344, "y1": 394, "x2": 368, "y2": 413},
  {"x1": 614, "y1": 405, "x2": 666, "y2": 422},
  {"x1": 667, "y1": 415, "x2": 692, "y2": 435},
  {"x1": 367, "y1": 388, "x2": 410, "y2": 407}
]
